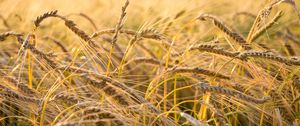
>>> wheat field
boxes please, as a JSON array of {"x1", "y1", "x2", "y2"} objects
[{"x1": 0, "y1": 0, "x2": 300, "y2": 125}]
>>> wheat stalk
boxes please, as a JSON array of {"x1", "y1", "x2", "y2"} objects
[{"x1": 197, "y1": 100, "x2": 229, "y2": 126}]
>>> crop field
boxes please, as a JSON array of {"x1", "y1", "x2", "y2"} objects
[{"x1": 0, "y1": 0, "x2": 300, "y2": 125}]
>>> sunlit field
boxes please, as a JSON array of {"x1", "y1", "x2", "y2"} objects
[{"x1": 0, "y1": 0, "x2": 300, "y2": 125}]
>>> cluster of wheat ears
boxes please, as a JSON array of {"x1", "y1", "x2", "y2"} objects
[{"x1": 1, "y1": 0, "x2": 300, "y2": 125}]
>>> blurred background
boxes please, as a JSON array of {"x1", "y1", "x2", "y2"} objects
[{"x1": 0, "y1": 0, "x2": 298, "y2": 32}]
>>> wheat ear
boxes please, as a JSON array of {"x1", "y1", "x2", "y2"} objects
[
  {"x1": 167, "y1": 67, "x2": 230, "y2": 80},
  {"x1": 34, "y1": 10, "x2": 58, "y2": 27},
  {"x1": 0, "y1": 88, "x2": 41, "y2": 103},
  {"x1": 91, "y1": 28, "x2": 171, "y2": 47},
  {"x1": 123, "y1": 57, "x2": 174, "y2": 68},
  {"x1": 238, "y1": 51, "x2": 300, "y2": 65},
  {"x1": 198, "y1": 14, "x2": 251, "y2": 50},
  {"x1": 34, "y1": 10, "x2": 101, "y2": 49},
  {"x1": 250, "y1": 11, "x2": 283, "y2": 42},
  {"x1": 111, "y1": 0, "x2": 129, "y2": 46},
  {"x1": 87, "y1": 76, "x2": 130, "y2": 106},
  {"x1": 16, "y1": 34, "x2": 58, "y2": 68},
  {"x1": 190, "y1": 43, "x2": 240, "y2": 58},
  {"x1": 247, "y1": 0, "x2": 283, "y2": 43},
  {"x1": 0, "y1": 72, "x2": 38, "y2": 95},
  {"x1": 194, "y1": 82, "x2": 271, "y2": 104},
  {"x1": 0, "y1": 31, "x2": 22, "y2": 41},
  {"x1": 50, "y1": 93, "x2": 80, "y2": 104}
]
